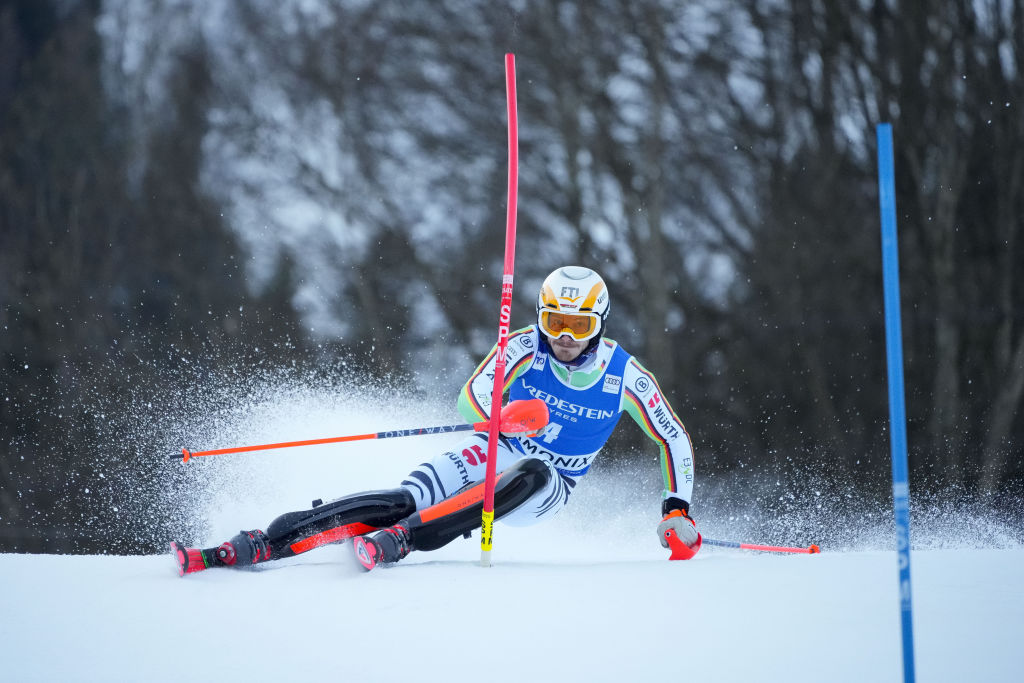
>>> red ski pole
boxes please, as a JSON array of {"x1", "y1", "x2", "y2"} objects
[
  {"x1": 665, "y1": 529, "x2": 820, "y2": 560},
  {"x1": 701, "y1": 538, "x2": 821, "y2": 554},
  {"x1": 170, "y1": 399, "x2": 547, "y2": 464},
  {"x1": 480, "y1": 53, "x2": 519, "y2": 567}
]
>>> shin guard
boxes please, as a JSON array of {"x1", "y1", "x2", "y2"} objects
[{"x1": 403, "y1": 457, "x2": 551, "y2": 553}]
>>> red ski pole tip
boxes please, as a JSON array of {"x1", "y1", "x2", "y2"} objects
[
  {"x1": 181, "y1": 448, "x2": 192, "y2": 463},
  {"x1": 809, "y1": 544, "x2": 821, "y2": 554}
]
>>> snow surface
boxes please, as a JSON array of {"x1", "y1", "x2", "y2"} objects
[
  {"x1": 2, "y1": 545, "x2": 1021, "y2": 682},
  {"x1": 2, "y1": 391, "x2": 1021, "y2": 682}
]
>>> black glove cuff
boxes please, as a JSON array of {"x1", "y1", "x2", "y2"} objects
[{"x1": 661, "y1": 497, "x2": 690, "y2": 517}]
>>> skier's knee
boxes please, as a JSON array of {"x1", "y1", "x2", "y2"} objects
[
  {"x1": 506, "y1": 456, "x2": 550, "y2": 479},
  {"x1": 493, "y1": 457, "x2": 552, "y2": 518},
  {"x1": 404, "y1": 457, "x2": 552, "y2": 553}
]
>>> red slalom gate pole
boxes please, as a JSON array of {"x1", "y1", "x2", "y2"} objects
[{"x1": 481, "y1": 53, "x2": 519, "y2": 567}]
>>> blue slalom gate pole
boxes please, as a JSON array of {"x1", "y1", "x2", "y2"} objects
[{"x1": 876, "y1": 122, "x2": 916, "y2": 683}]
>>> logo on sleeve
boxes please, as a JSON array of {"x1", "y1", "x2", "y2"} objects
[{"x1": 634, "y1": 376, "x2": 651, "y2": 394}]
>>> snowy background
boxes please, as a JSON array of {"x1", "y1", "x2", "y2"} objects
[{"x1": 2, "y1": 388, "x2": 1021, "y2": 682}]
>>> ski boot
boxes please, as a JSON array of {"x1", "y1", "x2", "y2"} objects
[
  {"x1": 352, "y1": 524, "x2": 413, "y2": 572},
  {"x1": 171, "y1": 529, "x2": 272, "y2": 577}
]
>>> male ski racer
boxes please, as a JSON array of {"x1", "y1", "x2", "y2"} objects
[{"x1": 172, "y1": 266, "x2": 699, "y2": 576}]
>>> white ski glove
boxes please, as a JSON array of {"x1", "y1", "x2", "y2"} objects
[{"x1": 658, "y1": 509, "x2": 698, "y2": 549}]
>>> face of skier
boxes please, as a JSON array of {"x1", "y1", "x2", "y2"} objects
[{"x1": 546, "y1": 332, "x2": 589, "y2": 362}]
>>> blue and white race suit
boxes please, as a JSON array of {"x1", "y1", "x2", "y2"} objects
[{"x1": 400, "y1": 326, "x2": 694, "y2": 526}]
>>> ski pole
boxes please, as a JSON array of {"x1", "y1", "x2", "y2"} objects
[
  {"x1": 701, "y1": 537, "x2": 821, "y2": 554},
  {"x1": 170, "y1": 398, "x2": 547, "y2": 464},
  {"x1": 666, "y1": 529, "x2": 820, "y2": 560}
]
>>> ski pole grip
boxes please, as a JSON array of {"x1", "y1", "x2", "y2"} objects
[{"x1": 170, "y1": 448, "x2": 192, "y2": 463}]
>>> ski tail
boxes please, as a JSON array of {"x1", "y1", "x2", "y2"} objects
[
  {"x1": 171, "y1": 541, "x2": 212, "y2": 577},
  {"x1": 352, "y1": 536, "x2": 380, "y2": 572}
]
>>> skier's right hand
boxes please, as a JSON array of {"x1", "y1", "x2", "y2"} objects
[
  {"x1": 498, "y1": 400, "x2": 547, "y2": 438},
  {"x1": 501, "y1": 425, "x2": 539, "y2": 439}
]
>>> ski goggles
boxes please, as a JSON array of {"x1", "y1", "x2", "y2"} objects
[{"x1": 538, "y1": 310, "x2": 601, "y2": 341}]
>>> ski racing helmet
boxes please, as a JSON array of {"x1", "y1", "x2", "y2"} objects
[{"x1": 536, "y1": 266, "x2": 610, "y2": 347}]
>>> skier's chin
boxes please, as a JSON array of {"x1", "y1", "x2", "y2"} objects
[{"x1": 549, "y1": 338, "x2": 587, "y2": 362}]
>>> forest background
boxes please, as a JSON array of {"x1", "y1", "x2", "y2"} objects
[{"x1": 2, "y1": 0, "x2": 1022, "y2": 553}]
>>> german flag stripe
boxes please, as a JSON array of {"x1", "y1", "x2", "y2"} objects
[
  {"x1": 461, "y1": 328, "x2": 534, "y2": 419},
  {"x1": 623, "y1": 387, "x2": 676, "y2": 492},
  {"x1": 461, "y1": 346, "x2": 497, "y2": 419},
  {"x1": 503, "y1": 351, "x2": 533, "y2": 390},
  {"x1": 462, "y1": 378, "x2": 490, "y2": 420}
]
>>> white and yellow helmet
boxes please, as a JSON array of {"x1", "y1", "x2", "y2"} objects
[{"x1": 536, "y1": 266, "x2": 610, "y2": 342}]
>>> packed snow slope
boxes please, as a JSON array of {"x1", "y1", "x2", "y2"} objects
[
  {"x1": 2, "y1": 546, "x2": 1021, "y2": 682},
  {"x1": 2, "y1": 387, "x2": 1021, "y2": 682}
]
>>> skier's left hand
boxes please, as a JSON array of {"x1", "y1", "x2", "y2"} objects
[{"x1": 658, "y1": 509, "x2": 698, "y2": 549}]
